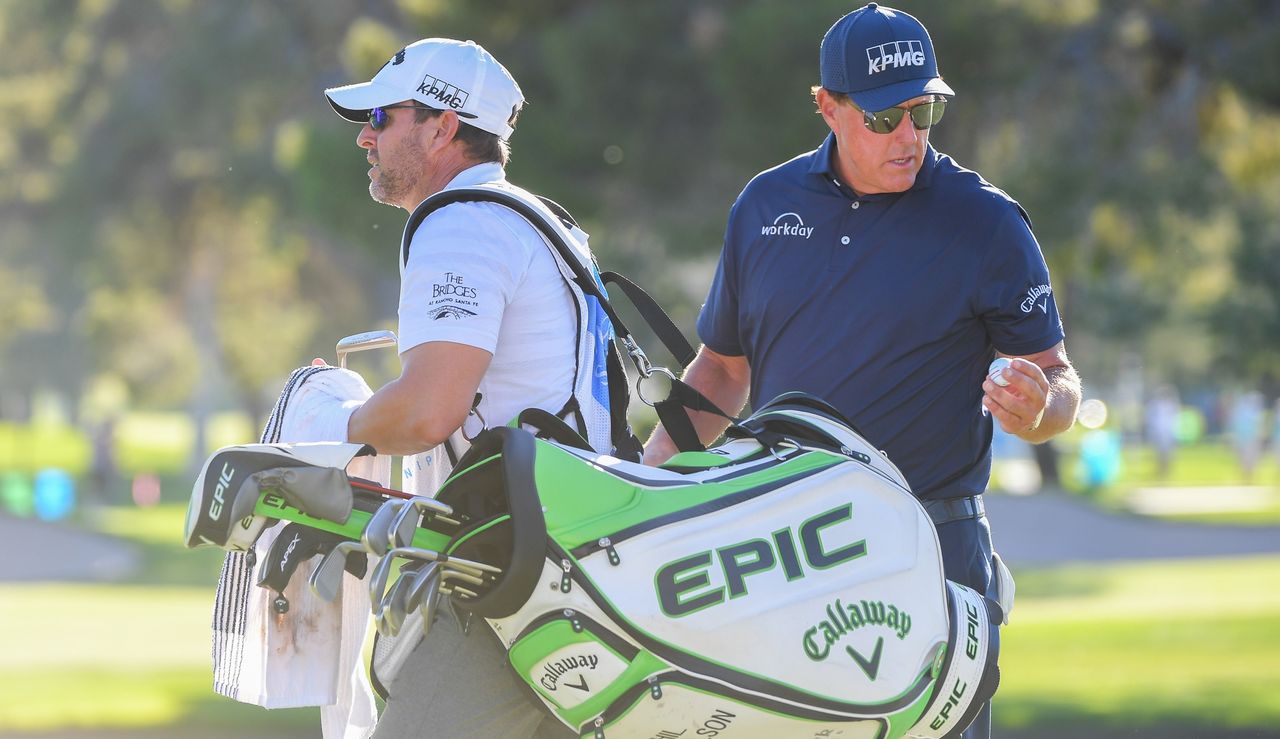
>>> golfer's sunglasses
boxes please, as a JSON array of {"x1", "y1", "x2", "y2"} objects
[
  {"x1": 856, "y1": 98, "x2": 947, "y2": 135},
  {"x1": 367, "y1": 104, "x2": 437, "y2": 131}
]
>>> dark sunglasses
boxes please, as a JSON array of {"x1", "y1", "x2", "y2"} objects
[
  {"x1": 368, "y1": 104, "x2": 437, "y2": 130},
  {"x1": 857, "y1": 98, "x2": 947, "y2": 134}
]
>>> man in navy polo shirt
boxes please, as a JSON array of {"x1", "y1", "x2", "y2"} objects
[{"x1": 645, "y1": 5, "x2": 1081, "y2": 737}]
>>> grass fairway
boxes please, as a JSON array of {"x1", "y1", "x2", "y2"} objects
[
  {"x1": 2, "y1": 503, "x2": 1277, "y2": 737},
  {"x1": 997, "y1": 555, "x2": 1280, "y2": 736},
  {"x1": 0, "y1": 583, "x2": 316, "y2": 735},
  {"x1": 0, "y1": 505, "x2": 318, "y2": 736}
]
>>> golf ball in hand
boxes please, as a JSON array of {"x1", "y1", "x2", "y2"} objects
[{"x1": 988, "y1": 357, "x2": 1012, "y2": 387}]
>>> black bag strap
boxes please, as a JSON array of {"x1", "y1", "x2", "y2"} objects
[
  {"x1": 516, "y1": 407, "x2": 593, "y2": 452},
  {"x1": 404, "y1": 188, "x2": 623, "y2": 325},
  {"x1": 404, "y1": 186, "x2": 739, "y2": 456},
  {"x1": 600, "y1": 270, "x2": 695, "y2": 368},
  {"x1": 402, "y1": 187, "x2": 696, "y2": 371},
  {"x1": 655, "y1": 378, "x2": 765, "y2": 454}
]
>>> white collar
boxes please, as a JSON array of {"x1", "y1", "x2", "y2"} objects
[{"x1": 441, "y1": 162, "x2": 505, "y2": 191}]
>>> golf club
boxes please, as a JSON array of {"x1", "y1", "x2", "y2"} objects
[
  {"x1": 417, "y1": 566, "x2": 444, "y2": 637},
  {"x1": 362, "y1": 498, "x2": 411, "y2": 557},
  {"x1": 336, "y1": 329, "x2": 398, "y2": 369},
  {"x1": 309, "y1": 540, "x2": 366, "y2": 602},
  {"x1": 389, "y1": 497, "x2": 458, "y2": 550},
  {"x1": 402, "y1": 561, "x2": 441, "y2": 613},
  {"x1": 376, "y1": 570, "x2": 419, "y2": 636}
]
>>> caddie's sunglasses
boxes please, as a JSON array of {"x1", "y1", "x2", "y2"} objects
[
  {"x1": 368, "y1": 104, "x2": 437, "y2": 131},
  {"x1": 856, "y1": 98, "x2": 947, "y2": 135}
]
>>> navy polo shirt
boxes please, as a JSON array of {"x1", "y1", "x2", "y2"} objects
[{"x1": 698, "y1": 135, "x2": 1064, "y2": 500}]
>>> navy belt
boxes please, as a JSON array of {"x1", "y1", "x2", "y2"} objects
[{"x1": 922, "y1": 495, "x2": 985, "y2": 526}]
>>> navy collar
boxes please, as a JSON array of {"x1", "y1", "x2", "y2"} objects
[{"x1": 808, "y1": 133, "x2": 939, "y2": 198}]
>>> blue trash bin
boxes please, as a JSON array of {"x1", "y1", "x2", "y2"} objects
[{"x1": 33, "y1": 468, "x2": 75, "y2": 521}]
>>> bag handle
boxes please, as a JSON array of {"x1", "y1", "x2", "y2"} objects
[{"x1": 516, "y1": 407, "x2": 593, "y2": 452}]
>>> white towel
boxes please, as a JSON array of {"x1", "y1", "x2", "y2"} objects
[
  {"x1": 210, "y1": 365, "x2": 380, "y2": 739},
  {"x1": 401, "y1": 428, "x2": 468, "y2": 498}
]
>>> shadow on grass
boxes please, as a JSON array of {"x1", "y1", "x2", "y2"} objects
[
  {"x1": 1007, "y1": 565, "x2": 1109, "y2": 600},
  {"x1": 0, "y1": 695, "x2": 319, "y2": 739},
  {"x1": 0, "y1": 729, "x2": 314, "y2": 739},
  {"x1": 127, "y1": 539, "x2": 229, "y2": 588},
  {"x1": 998, "y1": 721, "x2": 1280, "y2": 739},
  {"x1": 998, "y1": 695, "x2": 1280, "y2": 739},
  {"x1": 72, "y1": 500, "x2": 239, "y2": 588}
]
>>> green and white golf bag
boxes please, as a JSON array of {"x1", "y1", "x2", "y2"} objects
[
  {"x1": 433, "y1": 393, "x2": 1002, "y2": 739},
  {"x1": 185, "y1": 392, "x2": 1002, "y2": 738}
]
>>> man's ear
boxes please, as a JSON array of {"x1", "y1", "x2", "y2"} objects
[
  {"x1": 426, "y1": 110, "x2": 461, "y2": 152},
  {"x1": 814, "y1": 88, "x2": 839, "y2": 128}
]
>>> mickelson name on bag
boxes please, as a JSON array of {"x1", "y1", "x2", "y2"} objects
[{"x1": 803, "y1": 598, "x2": 913, "y2": 661}]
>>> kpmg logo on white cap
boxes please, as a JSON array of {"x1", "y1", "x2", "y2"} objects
[
  {"x1": 417, "y1": 74, "x2": 470, "y2": 110},
  {"x1": 865, "y1": 40, "x2": 926, "y2": 75}
]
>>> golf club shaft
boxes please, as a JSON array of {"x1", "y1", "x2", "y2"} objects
[
  {"x1": 350, "y1": 478, "x2": 415, "y2": 500},
  {"x1": 253, "y1": 490, "x2": 453, "y2": 552}
]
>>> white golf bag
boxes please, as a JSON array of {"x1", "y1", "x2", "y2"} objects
[{"x1": 431, "y1": 393, "x2": 1003, "y2": 738}]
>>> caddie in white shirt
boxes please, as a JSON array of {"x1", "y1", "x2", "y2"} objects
[{"x1": 325, "y1": 38, "x2": 581, "y2": 739}]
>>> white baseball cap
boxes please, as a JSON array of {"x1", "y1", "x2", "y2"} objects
[{"x1": 325, "y1": 38, "x2": 524, "y2": 140}]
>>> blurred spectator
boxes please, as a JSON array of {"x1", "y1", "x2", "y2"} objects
[
  {"x1": 1031, "y1": 440, "x2": 1061, "y2": 490},
  {"x1": 1272, "y1": 398, "x2": 1280, "y2": 472},
  {"x1": 1228, "y1": 391, "x2": 1264, "y2": 481},
  {"x1": 89, "y1": 416, "x2": 118, "y2": 505},
  {"x1": 1145, "y1": 384, "x2": 1180, "y2": 480}
]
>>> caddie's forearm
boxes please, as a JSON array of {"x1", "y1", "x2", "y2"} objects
[
  {"x1": 643, "y1": 348, "x2": 750, "y2": 465},
  {"x1": 347, "y1": 377, "x2": 461, "y2": 456},
  {"x1": 1017, "y1": 363, "x2": 1082, "y2": 444},
  {"x1": 347, "y1": 340, "x2": 489, "y2": 456}
]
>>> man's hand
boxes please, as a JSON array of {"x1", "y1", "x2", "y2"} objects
[
  {"x1": 982, "y1": 357, "x2": 1049, "y2": 435},
  {"x1": 981, "y1": 342, "x2": 1080, "y2": 444}
]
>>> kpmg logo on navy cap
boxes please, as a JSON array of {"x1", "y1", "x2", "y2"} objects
[{"x1": 865, "y1": 39, "x2": 926, "y2": 75}]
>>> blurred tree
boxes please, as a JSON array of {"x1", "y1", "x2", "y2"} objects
[{"x1": 0, "y1": 0, "x2": 1277, "y2": 433}]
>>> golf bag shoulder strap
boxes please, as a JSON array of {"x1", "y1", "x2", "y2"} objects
[
  {"x1": 654, "y1": 375, "x2": 742, "y2": 453},
  {"x1": 402, "y1": 184, "x2": 703, "y2": 460},
  {"x1": 754, "y1": 391, "x2": 864, "y2": 434},
  {"x1": 403, "y1": 185, "x2": 694, "y2": 367},
  {"x1": 599, "y1": 270, "x2": 696, "y2": 368},
  {"x1": 737, "y1": 391, "x2": 872, "y2": 452}
]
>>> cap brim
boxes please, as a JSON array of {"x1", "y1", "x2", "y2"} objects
[
  {"x1": 850, "y1": 77, "x2": 955, "y2": 112},
  {"x1": 324, "y1": 80, "x2": 414, "y2": 123}
]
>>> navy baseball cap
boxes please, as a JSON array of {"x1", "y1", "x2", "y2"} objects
[{"x1": 820, "y1": 3, "x2": 954, "y2": 111}]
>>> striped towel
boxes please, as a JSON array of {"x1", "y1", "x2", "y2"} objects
[{"x1": 210, "y1": 364, "x2": 382, "y2": 738}]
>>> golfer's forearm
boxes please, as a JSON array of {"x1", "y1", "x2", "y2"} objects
[
  {"x1": 643, "y1": 349, "x2": 750, "y2": 465},
  {"x1": 1018, "y1": 364, "x2": 1082, "y2": 444}
]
